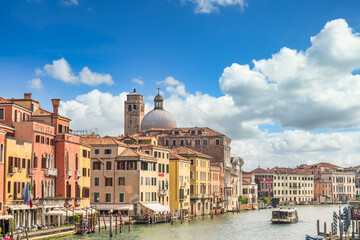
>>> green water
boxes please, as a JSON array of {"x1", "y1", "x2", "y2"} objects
[{"x1": 58, "y1": 205, "x2": 344, "y2": 240}]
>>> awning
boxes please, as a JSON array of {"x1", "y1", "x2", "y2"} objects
[
  {"x1": 141, "y1": 203, "x2": 170, "y2": 213},
  {"x1": 0, "y1": 215, "x2": 13, "y2": 220},
  {"x1": 92, "y1": 204, "x2": 133, "y2": 211},
  {"x1": 5, "y1": 204, "x2": 36, "y2": 210},
  {"x1": 45, "y1": 208, "x2": 74, "y2": 217}
]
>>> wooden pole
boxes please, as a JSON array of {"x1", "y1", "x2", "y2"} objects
[
  {"x1": 115, "y1": 214, "x2": 118, "y2": 235},
  {"x1": 120, "y1": 213, "x2": 122, "y2": 233},
  {"x1": 324, "y1": 222, "x2": 327, "y2": 237},
  {"x1": 109, "y1": 215, "x2": 113, "y2": 238},
  {"x1": 128, "y1": 212, "x2": 131, "y2": 231},
  {"x1": 103, "y1": 213, "x2": 107, "y2": 230},
  {"x1": 317, "y1": 219, "x2": 320, "y2": 236},
  {"x1": 98, "y1": 213, "x2": 101, "y2": 232}
]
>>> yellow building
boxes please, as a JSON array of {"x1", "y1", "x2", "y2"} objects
[
  {"x1": 172, "y1": 147, "x2": 211, "y2": 216},
  {"x1": 5, "y1": 137, "x2": 32, "y2": 228},
  {"x1": 169, "y1": 151, "x2": 190, "y2": 212},
  {"x1": 139, "y1": 144, "x2": 170, "y2": 207},
  {"x1": 78, "y1": 144, "x2": 91, "y2": 208}
]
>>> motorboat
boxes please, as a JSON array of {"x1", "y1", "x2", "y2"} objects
[{"x1": 271, "y1": 208, "x2": 298, "y2": 223}]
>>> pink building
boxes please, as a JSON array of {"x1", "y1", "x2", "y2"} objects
[
  {"x1": 298, "y1": 162, "x2": 342, "y2": 180},
  {"x1": 210, "y1": 163, "x2": 222, "y2": 211},
  {"x1": 249, "y1": 167, "x2": 273, "y2": 199}
]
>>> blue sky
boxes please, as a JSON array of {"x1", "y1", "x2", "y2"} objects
[{"x1": 2, "y1": 0, "x2": 360, "y2": 169}]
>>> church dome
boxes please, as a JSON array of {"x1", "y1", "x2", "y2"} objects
[
  {"x1": 141, "y1": 109, "x2": 177, "y2": 131},
  {"x1": 140, "y1": 92, "x2": 177, "y2": 131}
]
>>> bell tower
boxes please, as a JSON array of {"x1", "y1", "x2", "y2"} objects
[{"x1": 124, "y1": 89, "x2": 145, "y2": 136}]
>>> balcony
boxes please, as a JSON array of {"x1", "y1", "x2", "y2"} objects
[
  {"x1": 213, "y1": 192, "x2": 220, "y2": 197},
  {"x1": 32, "y1": 198, "x2": 69, "y2": 207},
  {"x1": 27, "y1": 168, "x2": 35, "y2": 177},
  {"x1": 203, "y1": 193, "x2": 211, "y2": 199},
  {"x1": 66, "y1": 169, "x2": 72, "y2": 178},
  {"x1": 45, "y1": 168, "x2": 58, "y2": 177},
  {"x1": 158, "y1": 189, "x2": 168, "y2": 196},
  {"x1": 191, "y1": 193, "x2": 203, "y2": 199},
  {"x1": 8, "y1": 167, "x2": 15, "y2": 176},
  {"x1": 75, "y1": 170, "x2": 81, "y2": 179},
  {"x1": 180, "y1": 182, "x2": 186, "y2": 188}
]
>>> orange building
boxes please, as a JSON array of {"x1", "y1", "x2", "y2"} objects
[{"x1": 314, "y1": 179, "x2": 332, "y2": 204}]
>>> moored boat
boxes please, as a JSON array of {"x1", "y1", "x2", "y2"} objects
[{"x1": 271, "y1": 208, "x2": 298, "y2": 223}]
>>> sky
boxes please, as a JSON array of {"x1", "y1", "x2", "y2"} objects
[{"x1": 1, "y1": 0, "x2": 360, "y2": 170}]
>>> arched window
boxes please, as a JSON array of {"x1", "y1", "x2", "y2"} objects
[
  {"x1": 190, "y1": 184, "x2": 194, "y2": 194},
  {"x1": 41, "y1": 180, "x2": 45, "y2": 198},
  {"x1": 133, "y1": 105, "x2": 136, "y2": 111},
  {"x1": 128, "y1": 105, "x2": 132, "y2": 112},
  {"x1": 0, "y1": 144, "x2": 3, "y2": 163},
  {"x1": 75, "y1": 153, "x2": 78, "y2": 170},
  {"x1": 33, "y1": 180, "x2": 37, "y2": 199},
  {"x1": 66, "y1": 152, "x2": 69, "y2": 169},
  {"x1": 66, "y1": 181, "x2": 71, "y2": 198}
]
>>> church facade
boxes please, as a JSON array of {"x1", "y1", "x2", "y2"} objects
[{"x1": 124, "y1": 90, "x2": 244, "y2": 212}]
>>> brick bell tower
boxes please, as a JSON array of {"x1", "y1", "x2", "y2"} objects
[{"x1": 124, "y1": 89, "x2": 145, "y2": 136}]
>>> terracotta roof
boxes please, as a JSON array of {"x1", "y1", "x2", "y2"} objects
[
  {"x1": 242, "y1": 173, "x2": 254, "y2": 178},
  {"x1": 117, "y1": 136, "x2": 138, "y2": 141},
  {"x1": 309, "y1": 162, "x2": 341, "y2": 169},
  {"x1": 171, "y1": 147, "x2": 211, "y2": 159},
  {"x1": 242, "y1": 179, "x2": 250, "y2": 185},
  {"x1": 249, "y1": 167, "x2": 269, "y2": 174},
  {"x1": 118, "y1": 148, "x2": 154, "y2": 158},
  {"x1": 0, "y1": 97, "x2": 12, "y2": 103},
  {"x1": 33, "y1": 108, "x2": 52, "y2": 116},
  {"x1": 270, "y1": 167, "x2": 311, "y2": 175},
  {"x1": 80, "y1": 136, "x2": 127, "y2": 146},
  {"x1": 138, "y1": 144, "x2": 169, "y2": 150},
  {"x1": 169, "y1": 151, "x2": 189, "y2": 161}
]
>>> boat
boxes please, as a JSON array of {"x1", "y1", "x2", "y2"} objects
[{"x1": 271, "y1": 208, "x2": 298, "y2": 223}]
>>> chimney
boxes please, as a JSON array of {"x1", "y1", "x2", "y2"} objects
[
  {"x1": 51, "y1": 99, "x2": 61, "y2": 115},
  {"x1": 24, "y1": 93, "x2": 32, "y2": 99}
]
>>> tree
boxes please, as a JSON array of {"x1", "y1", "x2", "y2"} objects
[
  {"x1": 261, "y1": 197, "x2": 270, "y2": 205},
  {"x1": 238, "y1": 195, "x2": 248, "y2": 204}
]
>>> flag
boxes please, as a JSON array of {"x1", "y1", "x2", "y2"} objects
[{"x1": 21, "y1": 182, "x2": 33, "y2": 208}]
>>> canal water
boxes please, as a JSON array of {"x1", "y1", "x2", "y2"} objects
[{"x1": 59, "y1": 205, "x2": 344, "y2": 240}]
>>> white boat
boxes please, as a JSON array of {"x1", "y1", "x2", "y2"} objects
[{"x1": 271, "y1": 208, "x2": 298, "y2": 223}]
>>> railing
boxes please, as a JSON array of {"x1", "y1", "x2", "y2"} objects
[
  {"x1": 180, "y1": 182, "x2": 186, "y2": 188},
  {"x1": 8, "y1": 166, "x2": 15, "y2": 176},
  {"x1": 203, "y1": 193, "x2": 211, "y2": 199},
  {"x1": 75, "y1": 170, "x2": 81, "y2": 178},
  {"x1": 27, "y1": 168, "x2": 34, "y2": 176},
  {"x1": 213, "y1": 192, "x2": 220, "y2": 197},
  {"x1": 191, "y1": 193, "x2": 203, "y2": 199},
  {"x1": 158, "y1": 189, "x2": 168, "y2": 196},
  {"x1": 45, "y1": 168, "x2": 58, "y2": 177},
  {"x1": 33, "y1": 198, "x2": 69, "y2": 206},
  {"x1": 66, "y1": 169, "x2": 72, "y2": 178}
]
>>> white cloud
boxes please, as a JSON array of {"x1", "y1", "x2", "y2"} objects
[
  {"x1": 157, "y1": 76, "x2": 187, "y2": 97},
  {"x1": 132, "y1": 77, "x2": 144, "y2": 86},
  {"x1": 185, "y1": 0, "x2": 246, "y2": 14},
  {"x1": 59, "y1": 0, "x2": 79, "y2": 7},
  {"x1": 59, "y1": 90, "x2": 127, "y2": 136},
  {"x1": 232, "y1": 130, "x2": 360, "y2": 171},
  {"x1": 220, "y1": 19, "x2": 360, "y2": 130},
  {"x1": 39, "y1": 58, "x2": 114, "y2": 86},
  {"x1": 79, "y1": 67, "x2": 114, "y2": 86},
  {"x1": 27, "y1": 78, "x2": 43, "y2": 90}
]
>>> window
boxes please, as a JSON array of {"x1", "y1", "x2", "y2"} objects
[
  {"x1": 41, "y1": 136, "x2": 44, "y2": 144},
  {"x1": 203, "y1": 140, "x2": 208, "y2": 146},
  {"x1": 35, "y1": 135, "x2": 40, "y2": 143},
  {"x1": 94, "y1": 149, "x2": 100, "y2": 155},
  {"x1": 165, "y1": 140, "x2": 169, "y2": 146},
  {"x1": 196, "y1": 140, "x2": 200, "y2": 146},
  {"x1": 190, "y1": 159, "x2": 194, "y2": 165},
  {"x1": 166, "y1": 164, "x2": 169, "y2": 174},
  {"x1": 7, "y1": 181, "x2": 11, "y2": 194},
  {"x1": 50, "y1": 139, "x2": 54, "y2": 146},
  {"x1": 118, "y1": 177, "x2": 125, "y2": 185},
  {"x1": 83, "y1": 168, "x2": 87, "y2": 177},
  {"x1": 93, "y1": 162, "x2": 101, "y2": 170},
  {"x1": 106, "y1": 193, "x2": 111, "y2": 203},
  {"x1": 215, "y1": 139, "x2": 220, "y2": 146},
  {"x1": 172, "y1": 140, "x2": 176, "y2": 146},
  {"x1": 180, "y1": 140, "x2": 184, "y2": 146},
  {"x1": 105, "y1": 149, "x2": 112, "y2": 155},
  {"x1": 0, "y1": 108, "x2": 4, "y2": 120},
  {"x1": 22, "y1": 158, "x2": 25, "y2": 168},
  {"x1": 117, "y1": 161, "x2": 125, "y2": 170},
  {"x1": 119, "y1": 193, "x2": 124, "y2": 202},
  {"x1": 82, "y1": 150, "x2": 87, "y2": 158},
  {"x1": 46, "y1": 138, "x2": 49, "y2": 145},
  {"x1": 105, "y1": 178, "x2": 113, "y2": 187},
  {"x1": 128, "y1": 105, "x2": 132, "y2": 111},
  {"x1": 106, "y1": 161, "x2": 112, "y2": 170},
  {"x1": 94, "y1": 178, "x2": 100, "y2": 186}
]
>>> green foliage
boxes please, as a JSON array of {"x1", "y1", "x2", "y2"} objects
[
  {"x1": 238, "y1": 196, "x2": 249, "y2": 204},
  {"x1": 356, "y1": 195, "x2": 360, "y2": 201},
  {"x1": 261, "y1": 197, "x2": 270, "y2": 204},
  {"x1": 9, "y1": 219, "x2": 15, "y2": 233}
]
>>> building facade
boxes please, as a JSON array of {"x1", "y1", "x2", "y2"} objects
[
  {"x1": 249, "y1": 167, "x2": 274, "y2": 199},
  {"x1": 271, "y1": 168, "x2": 314, "y2": 204},
  {"x1": 169, "y1": 152, "x2": 190, "y2": 212},
  {"x1": 172, "y1": 147, "x2": 211, "y2": 216},
  {"x1": 210, "y1": 163, "x2": 221, "y2": 210},
  {"x1": 124, "y1": 89, "x2": 145, "y2": 136},
  {"x1": 242, "y1": 173, "x2": 258, "y2": 204}
]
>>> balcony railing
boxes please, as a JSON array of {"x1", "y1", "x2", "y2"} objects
[
  {"x1": 45, "y1": 168, "x2": 58, "y2": 177},
  {"x1": 27, "y1": 168, "x2": 35, "y2": 176},
  {"x1": 8, "y1": 166, "x2": 15, "y2": 176},
  {"x1": 158, "y1": 189, "x2": 168, "y2": 196},
  {"x1": 75, "y1": 170, "x2": 81, "y2": 178},
  {"x1": 213, "y1": 192, "x2": 220, "y2": 197},
  {"x1": 33, "y1": 198, "x2": 69, "y2": 206},
  {"x1": 180, "y1": 182, "x2": 186, "y2": 188},
  {"x1": 66, "y1": 169, "x2": 72, "y2": 178},
  {"x1": 191, "y1": 193, "x2": 203, "y2": 199}
]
